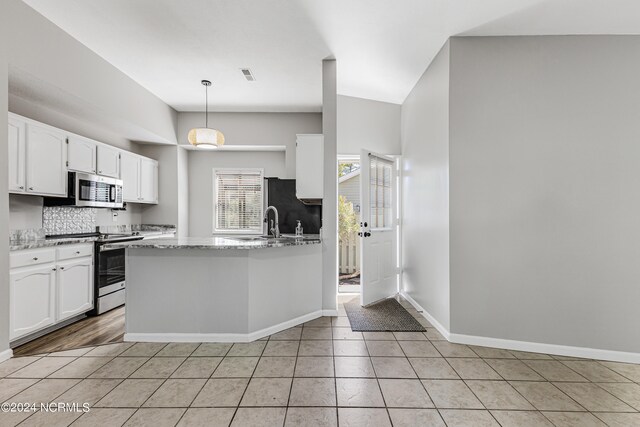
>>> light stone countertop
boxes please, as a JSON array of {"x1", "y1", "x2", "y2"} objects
[
  {"x1": 104, "y1": 234, "x2": 322, "y2": 250},
  {"x1": 9, "y1": 236, "x2": 100, "y2": 251},
  {"x1": 9, "y1": 225, "x2": 177, "y2": 251}
]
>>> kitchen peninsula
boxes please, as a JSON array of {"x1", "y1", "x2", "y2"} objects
[{"x1": 107, "y1": 235, "x2": 323, "y2": 342}]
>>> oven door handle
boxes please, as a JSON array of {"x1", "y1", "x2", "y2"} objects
[{"x1": 99, "y1": 246, "x2": 123, "y2": 252}]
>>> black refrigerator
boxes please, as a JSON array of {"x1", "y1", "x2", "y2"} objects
[{"x1": 265, "y1": 178, "x2": 322, "y2": 234}]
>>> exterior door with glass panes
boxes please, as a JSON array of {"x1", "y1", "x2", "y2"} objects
[{"x1": 359, "y1": 150, "x2": 398, "y2": 306}]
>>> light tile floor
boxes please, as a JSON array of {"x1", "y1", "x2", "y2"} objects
[{"x1": 0, "y1": 295, "x2": 639, "y2": 426}]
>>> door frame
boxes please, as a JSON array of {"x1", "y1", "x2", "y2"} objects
[{"x1": 336, "y1": 154, "x2": 403, "y2": 297}]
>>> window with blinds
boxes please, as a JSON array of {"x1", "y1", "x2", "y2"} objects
[{"x1": 213, "y1": 169, "x2": 264, "y2": 233}]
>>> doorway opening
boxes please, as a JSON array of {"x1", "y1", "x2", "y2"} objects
[{"x1": 338, "y1": 157, "x2": 361, "y2": 293}]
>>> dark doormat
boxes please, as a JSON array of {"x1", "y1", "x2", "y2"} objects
[{"x1": 344, "y1": 297, "x2": 426, "y2": 332}]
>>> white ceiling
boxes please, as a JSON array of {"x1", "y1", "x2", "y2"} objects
[{"x1": 20, "y1": 0, "x2": 640, "y2": 112}]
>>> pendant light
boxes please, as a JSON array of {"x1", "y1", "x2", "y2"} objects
[{"x1": 188, "y1": 79, "x2": 225, "y2": 149}]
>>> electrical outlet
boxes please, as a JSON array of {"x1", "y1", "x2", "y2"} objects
[{"x1": 112, "y1": 211, "x2": 118, "y2": 222}]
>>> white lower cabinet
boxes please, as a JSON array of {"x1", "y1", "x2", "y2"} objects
[
  {"x1": 10, "y1": 264, "x2": 56, "y2": 340},
  {"x1": 9, "y1": 245, "x2": 94, "y2": 342},
  {"x1": 57, "y1": 257, "x2": 94, "y2": 322}
]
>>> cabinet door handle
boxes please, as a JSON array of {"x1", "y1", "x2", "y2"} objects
[
  {"x1": 19, "y1": 186, "x2": 24, "y2": 189},
  {"x1": 32, "y1": 257, "x2": 38, "y2": 261},
  {"x1": 52, "y1": 268, "x2": 57, "y2": 271},
  {"x1": 28, "y1": 187, "x2": 34, "y2": 191},
  {"x1": 98, "y1": 170, "x2": 102, "y2": 174},
  {"x1": 60, "y1": 266, "x2": 65, "y2": 270},
  {"x1": 75, "y1": 251, "x2": 80, "y2": 255}
]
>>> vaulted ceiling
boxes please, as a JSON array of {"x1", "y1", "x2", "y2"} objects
[{"x1": 21, "y1": 0, "x2": 640, "y2": 112}]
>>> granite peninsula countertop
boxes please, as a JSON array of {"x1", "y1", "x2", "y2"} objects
[
  {"x1": 9, "y1": 235, "x2": 100, "y2": 251},
  {"x1": 104, "y1": 234, "x2": 322, "y2": 250},
  {"x1": 9, "y1": 224, "x2": 177, "y2": 251}
]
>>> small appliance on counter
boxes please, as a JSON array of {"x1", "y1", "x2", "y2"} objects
[{"x1": 265, "y1": 178, "x2": 321, "y2": 234}]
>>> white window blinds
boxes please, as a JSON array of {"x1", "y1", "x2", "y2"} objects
[{"x1": 214, "y1": 169, "x2": 264, "y2": 233}]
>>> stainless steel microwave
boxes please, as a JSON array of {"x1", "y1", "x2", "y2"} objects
[{"x1": 44, "y1": 172, "x2": 124, "y2": 208}]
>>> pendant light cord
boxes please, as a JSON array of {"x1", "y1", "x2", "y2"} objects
[{"x1": 205, "y1": 84, "x2": 208, "y2": 128}]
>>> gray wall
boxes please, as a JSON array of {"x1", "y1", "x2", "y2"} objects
[
  {"x1": 8, "y1": 195, "x2": 143, "y2": 231},
  {"x1": 0, "y1": 10, "x2": 10, "y2": 355},
  {"x1": 401, "y1": 42, "x2": 451, "y2": 330},
  {"x1": 177, "y1": 112, "x2": 322, "y2": 179},
  {"x1": 322, "y1": 59, "x2": 338, "y2": 312},
  {"x1": 188, "y1": 151, "x2": 287, "y2": 237},
  {"x1": 6, "y1": 0, "x2": 178, "y2": 145},
  {"x1": 137, "y1": 145, "x2": 181, "y2": 230},
  {"x1": 337, "y1": 95, "x2": 401, "y2": 155},
  {"x1": 177, "y1": 147, "x2": 189, "y2": 237},
  {"x1": 448, "y1": 36, "x2": 640, "y2": 353},
  {"x1": 339, "y1": 174, "x2": 361, "y2": 210}
]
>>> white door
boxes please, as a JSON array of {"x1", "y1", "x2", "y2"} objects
[
  {"x1": 26, "y1": 124, "x2": 68, "y2": 196},
  {"x1": 67, "y1": 136, "x2": 97, "y2": 174},
  {"x1": 10, "y1": 264, "x2": 57, "y2": 340},
  {"x1": 97, "y1": 145, "x2": 121, "y2": 178},
  {"x1": 120, "y1": 151, "x2": 141, "y2": 202},
  {"x1": 57, "y1": 257, "x2": 94, "y2": 322},
  {"x1": 8, "y1": 117, "x2": 26, "y2": 193},
  {"x1": 360, "y1": 150, "x2": 398, "y2": 306},
  {"x1": 139, "y1": 158, "x2": 158, "y2": 203}
]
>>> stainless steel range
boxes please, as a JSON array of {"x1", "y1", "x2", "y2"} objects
[{"x1": 92, "y1": 233, "x2": 143, "y2": 314}]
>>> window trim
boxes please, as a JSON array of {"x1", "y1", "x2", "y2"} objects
[{"x1": 212, "y1": 168, "x2": 265, "y2": 235}]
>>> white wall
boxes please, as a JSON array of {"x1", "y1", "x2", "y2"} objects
[
  {"x1": 188, "y1": 150, "x2": 287, "y2": 237},
  {"x1": 177, "y1": 112, "x2": 322, "y2": 179},
  {"x1": 337, "y1": 95, "x2": 401, "y2": 155},
  {"x1": 401, "y1": 41, "x2": 451, "y2": 330},
  {"x1": 448, "y1": 36, "x2": 640, "y2": 354}
]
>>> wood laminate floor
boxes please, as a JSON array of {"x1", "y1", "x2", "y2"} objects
[{"x1": 12, "y1": 306, "x2": 125, "y2": 357}]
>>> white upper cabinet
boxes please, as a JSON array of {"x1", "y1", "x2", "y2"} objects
[
  {"x1": 7, "y1": 113, "x2": 158, "y2": 203},
  {"x1": 26, "y1": 123, "x2": 67, "y2": 197},
  {"x1": 120, "y1": 151, "x2": 158, "y2": 204},
  {"x1": 120, "y1": 151, "x2": 140, "y2": 202},
  {"x1": 97, "y1": 144, "x2": 120, "y2": 178},
  {"x1": 139, "y1": 158, "x2": 158, "y2": 203},
  {"x1": 296, "y1": 134, "x2": 324, "y2": 201},
  {"x1": 67, "y1": 135, "x2": 97, "y2": 174},
  {"x1": 8, "y1": 116, "x2": 26, "y2": 192}
]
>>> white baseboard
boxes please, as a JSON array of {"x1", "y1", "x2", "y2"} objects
[
  {"x1": 400, "y1": 291, "x2": 450, "y2": 340},
  {"x1": 449, "y1": 333, "x2": 640, "y2": 364},
  {"x1": 400, "y1": 291, "x2": 640, "y2": 364},
  {"x1": 124, "y1": 310, "x2": 323, "y2": 343},
  {"x1": 0, "y1": 348, "x2": 13, "y2": 363}
]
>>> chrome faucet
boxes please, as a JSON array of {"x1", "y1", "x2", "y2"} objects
[{"x1": 263, "y1": 206, "x2": 280, "y2": 238}]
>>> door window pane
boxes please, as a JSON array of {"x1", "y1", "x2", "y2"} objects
[{"x1": 369, "y1": 156, "x2": 393, "y2": 228}]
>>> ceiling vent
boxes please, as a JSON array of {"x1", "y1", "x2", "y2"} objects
[{"x1": 240, "y1": 68, "x2": 256, "y2": 81}]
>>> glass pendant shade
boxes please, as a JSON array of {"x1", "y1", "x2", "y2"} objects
[
  {"x1": 188, "y1": 79, "x2": 225, "y2": 149},
  {"x1": 187, "y1": 127, "x2": 225, "y2": 149}
]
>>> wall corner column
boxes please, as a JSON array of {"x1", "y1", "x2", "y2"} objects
[{"x1": 322, "y1": 59, "x2": 337, "y2": 313}]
